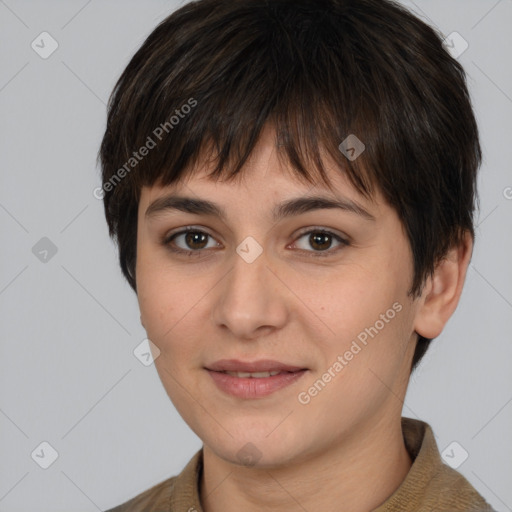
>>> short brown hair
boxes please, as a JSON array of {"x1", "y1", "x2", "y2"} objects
[{"x1": 97, "y1": 0, "x2": 481, "y2": 371}]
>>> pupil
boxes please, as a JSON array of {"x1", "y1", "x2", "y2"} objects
[
  {"x1": 311, "y1": 232, "x2": 331, "y2": 250},
  {"x1": 186, "y1": 232, "x2": 208, "y2": 250}
]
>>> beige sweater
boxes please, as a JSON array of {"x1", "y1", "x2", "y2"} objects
[{"x1": 106, "y1": 418, "x2": 495, "y2": 511}]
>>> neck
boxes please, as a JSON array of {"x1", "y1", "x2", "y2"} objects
[{"x1": 199, "y1": 415, "x2": 412, "y2": 512}]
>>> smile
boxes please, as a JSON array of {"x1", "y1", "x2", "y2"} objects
[
  {"x1": 206, "y1": 368, "x2": 308, "y2": 399},
  {"x1": 223, "y1": 370, "x2": 283, "y2": 378}
]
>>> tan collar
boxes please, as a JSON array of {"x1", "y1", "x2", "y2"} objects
[{"x1": 168, "y1": 418, "x2": 492, "y2": 511}]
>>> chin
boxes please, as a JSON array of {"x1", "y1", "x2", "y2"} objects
[{"x1": 202, "y1": 423, "x2": 309, "y2": 469}]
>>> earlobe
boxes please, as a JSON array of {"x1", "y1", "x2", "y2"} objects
[
  {"x1": 413, "y1": 231, "x2": 473, "y2": 339},
  {"x1": 140, "y1": 315, "x2": 145, "y2": 328}
]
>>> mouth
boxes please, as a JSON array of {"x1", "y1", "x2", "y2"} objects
[
  {"x1": 205, "y1": 359, "x2": 306, "y2": 373},
  {"x1": 218, "y1": 370, "x2": 294, "y2": 378},
  {"x1": 205, "y1": 359, "x2": 308, "y2": 399}
]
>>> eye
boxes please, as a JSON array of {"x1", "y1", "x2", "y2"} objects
[
  {"x1": 291, "y1": 228, "x2": 349, "y2": 257},
  {"x1": 163, "y1": 227, "x2": 220, "y2": 256},
  {"x1": 162, "y1": 226, "x2": 349, "y2": 258}
]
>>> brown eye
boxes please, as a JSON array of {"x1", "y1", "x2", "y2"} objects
[
  {"x1": 293, "y1": 229, "x2": 349, "y2": 257},
  {"x1": 309, "y1": 232, "x2": 334, "y2": 251},
  {"x1": 164, "y1": 228, "x2": 220, "y2": 256},
  {"x1": 182, "y1": 231, "x2": 209, "y2": 250}
]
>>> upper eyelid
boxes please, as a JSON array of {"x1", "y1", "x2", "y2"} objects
[{"x1": 294, "y1": 226, "x2": 348, "y2": 240}]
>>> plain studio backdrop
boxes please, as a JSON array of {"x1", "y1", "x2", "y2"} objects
[{"x1": 1, "y1": 1, "x2": 511, "y2": 511}]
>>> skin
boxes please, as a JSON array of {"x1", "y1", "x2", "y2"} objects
[{"x1": 135, "y1": 125, "x2": 473, "y2": 512}]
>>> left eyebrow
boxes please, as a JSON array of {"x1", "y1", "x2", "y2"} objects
[{"x1": 145, "y1": 194, "x2": 376, "y2": 222}]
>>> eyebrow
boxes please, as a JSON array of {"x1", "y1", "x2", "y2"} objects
[{"x1": 145, "y1": 194, "x2": 376, "y2": 222}]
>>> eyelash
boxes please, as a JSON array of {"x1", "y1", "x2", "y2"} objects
[{"x1": 162, "y1": 226, "x2": 349, "y2": 259}]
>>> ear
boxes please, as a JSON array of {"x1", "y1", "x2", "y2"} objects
[
  {"x1": 140, "y1": 315, "x2": 145, "y2": 328},
  {"x1": 413, "y1": 231, "x2": 473, "y2": 339}
]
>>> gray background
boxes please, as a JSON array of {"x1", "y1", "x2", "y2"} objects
[{"x1": 0, "y1": 1, "x2": 511, "y2": 510}]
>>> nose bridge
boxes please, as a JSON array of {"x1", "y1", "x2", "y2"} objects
[{"x1": 211, "y1": 242, "x2": 288, "y2": 338}]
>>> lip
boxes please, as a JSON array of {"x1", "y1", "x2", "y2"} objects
[
  {"x1": 205, "y1": 359, "x2": 308, "y2": 399},
  {"x1": 205, "y1": 359, "x2": 306, "y2": 373}
]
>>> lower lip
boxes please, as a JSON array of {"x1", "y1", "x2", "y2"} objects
[{"x1": 206, "y1": 369, "x2": 307, "y2": 399}]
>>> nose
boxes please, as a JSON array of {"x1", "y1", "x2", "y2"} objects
[{"x1": 211, "y1": 246, "x2": 289, "y2": 341}]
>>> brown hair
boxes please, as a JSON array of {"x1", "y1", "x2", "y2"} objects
[{"x1": 97, "y1": 0, "x2": 481, "y2": 371}]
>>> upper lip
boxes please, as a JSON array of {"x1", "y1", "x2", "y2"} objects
[{"x1": 206, "y1": 359, "x2": 306, "y2": 373}]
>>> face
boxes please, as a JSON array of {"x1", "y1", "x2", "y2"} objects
[{"x1": 136, "y1": 126, "x2": 420, "y2": 468}]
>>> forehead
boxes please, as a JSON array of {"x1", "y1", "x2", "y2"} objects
[{"x1": 139, "y1": 126, "x2": 382, "y2": 215}]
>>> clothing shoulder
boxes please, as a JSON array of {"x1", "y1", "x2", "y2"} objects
[
  {"x1": 104, "y1": 475, "x2": 176, "y2": 512},
  {"x1": 375, "y1": 418, "x2": 496, "y2": 511},
  {"x1": 425, "y1": 463, "x2": 495, "y2": 511}
]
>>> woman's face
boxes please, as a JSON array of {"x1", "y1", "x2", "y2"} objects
[{"x1": 135, "y1": 127, "x2": 421, "y2": 467}]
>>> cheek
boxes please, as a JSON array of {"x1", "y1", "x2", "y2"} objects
[
  {"x1": 311, "y1": 265, "x2": 399, "y2": 335},
  {"x1": 306, "y1": 244, "x2": 413, "y2": 371},
  {"x1": 136, "y1": 248, "x2": 213, "y2": 367},
  {"x1": 136, "y1": 247, "x2": 182, "y2": 345}
]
